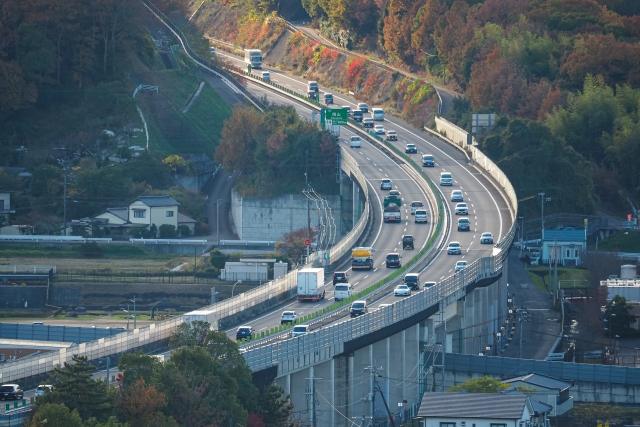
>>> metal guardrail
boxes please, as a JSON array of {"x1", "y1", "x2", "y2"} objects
[
  {"x1": 0, "y1": 236, "x2": 112, "y2": 243},
  {"x1": 0, "y1": 266, "x2": 56, "y2": 274},
  {"x1": 140, "y1": 0, "x2": 267, "y2": 112}
]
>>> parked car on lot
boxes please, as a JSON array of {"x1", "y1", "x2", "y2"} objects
[{"x1": 281, "y1": 311, "x2": 297, "y2": 324}]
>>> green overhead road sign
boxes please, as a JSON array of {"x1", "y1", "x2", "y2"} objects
[{"x1": 321, "y1": 108, "x2": 348, "y2": 125}]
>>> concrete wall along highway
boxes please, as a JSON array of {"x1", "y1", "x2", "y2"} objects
[{"x1": 231, "y1": 191, "x2": 342, "y2": 241}]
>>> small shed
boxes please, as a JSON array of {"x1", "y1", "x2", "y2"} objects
[{"x1": 541, "y1": 229, "x2": 587, "y2": 266}]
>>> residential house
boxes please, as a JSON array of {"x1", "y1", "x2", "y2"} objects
[
  {"x1": 417, "y1": 392, "x2": 534, "y2": 427},
  {"x1": 78, "y1": 196, "x2": 197, "y2": 238},
  {"x1": 541, "y1": 229, "x2": 586, "y2": 266},
  {"x1": 502, "y1": 373, "x2": 573, "y2": 416},
  {"x1": 0, "y1": 191, "x2": 15, "y2": 221}
]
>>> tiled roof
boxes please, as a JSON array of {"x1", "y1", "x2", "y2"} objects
[
  {"x1": 417, "y1": 393, "x2": 526, "y2": 419},
  {"x1": 529, "y1": 398, "x2": 553, "y2": 414},
  {"x1": 503, "y1": 373, "x2": 572, "y2": 390},
  {"x1": 543, "y1": 229, "x2": 586, "y2": 242},
  {"x1": 178, "y1": 212, "x2": 197, "y2": 223},
  {"x1": 134, "y1": 196, "x2": 180, "y2": 207},
  {"x1": 106, "y1": 207, "x2": 129, "y2": 221}
]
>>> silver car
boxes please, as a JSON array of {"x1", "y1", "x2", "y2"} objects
[
  {"x1": 455, "y1": 203, "x2": 468, "y2": 215},
  {"x1": 447, "y1": 241, "x2": 461, "y2": 255},
  {"x1": 380, "y1": 179, "x2": 392, "y2": 190},
  {"x1": 480, "y1": 232, "x2": 494, "y2": 244},
  {"x1": 451, "y1": 190, "x2": 464, "y2": 202},
  {"x1": 394, "y1": 284, "x2": 411, "y2": 296},
  {"x1": 455, "y1": 261, "x2": 468, "y2": 272}
]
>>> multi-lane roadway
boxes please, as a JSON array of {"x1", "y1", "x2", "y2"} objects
[{"x1": 209, "y1": 49, "x2": 512, "y2": 343}]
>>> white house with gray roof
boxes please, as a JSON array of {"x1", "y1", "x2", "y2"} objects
[
  {"x1": 417, "y1": 392, "x2": 533, "y2": 427},
  {"x1": 83, "y1": 196, "x2": 196, "y2": 237},
  {"x1": 502, "y1": 373, "x2": 573, "y2": 416}
]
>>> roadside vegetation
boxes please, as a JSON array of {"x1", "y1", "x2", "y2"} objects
[
  {"x1": 215, "y1": 105, "x2": 340, "y2": 197},
  {"x1": 27, "y1": 322, "x2": 294, "y2": 427}
]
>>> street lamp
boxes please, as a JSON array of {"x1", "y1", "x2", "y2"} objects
[
  {"x1": 231, "y1": 280, "x2": 242, "y2": 297},
  {"x1": 130, "y1": 296, "x2": 137, "y2": 329}
]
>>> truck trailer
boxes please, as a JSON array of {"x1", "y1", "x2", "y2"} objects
[
  {"x1": 244, "y1": 49, "x2": 263, "y2": 69},
  {"x1": 297, "y1": 268, "x2": 325, "y2": 302},
  {"x1": 182, "y1": 309, "x2": 218, "y2": 330}
]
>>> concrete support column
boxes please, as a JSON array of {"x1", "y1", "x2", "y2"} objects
[
  {"x1": 308, "y1": 366, "x2": 314, "y2": 427},
  {"x1": 353, "y1": 179, "x2": 360, "y2": 228},
  {"x1": 314, "y1": 359, "x2": 336, "y2": 426}
]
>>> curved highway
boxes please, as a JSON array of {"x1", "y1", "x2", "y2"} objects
[{"x1": 212, "y1": 50, "x2": 512, "y2": 342}]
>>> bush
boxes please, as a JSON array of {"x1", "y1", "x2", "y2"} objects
[
  {"x1": 158, "y1": 224, "x2": 176, "y2": 239},
  {"x1": 178, "y1": 225, "x2": 191, "y2": 237},
  {"x1": 129, "y1": 228, "x2": 152, "y2": 239},
  {"x1": 80, "y1": 242, "x2": 103, "y2": 258}
]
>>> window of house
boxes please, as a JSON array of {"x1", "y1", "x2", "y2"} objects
[
  {"x1": 575, "y1": 249, "x2": 579, "y2": 257},
  {"x1": 440, "y1": 423, "x2": 456, "y2": 427},
  {"x1": 133, "y1": 210, "x2": 146, "y2": 218},
  {"x1": 166, "y1": 211, "x2": 174, "y2": 217},
  {"x1": 566, "y1": 249, "x2": 570, "y2": 257},
  {"x1": 490, "y1": 424, "x2": 507, "y2": 427}
]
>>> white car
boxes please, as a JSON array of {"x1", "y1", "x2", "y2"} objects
[
  {"x1": 380, "y1": 179, "x2": 393, "y2": 190},
  {"x1": 280, "y1": 311, "x2": 297, "y2": 324},
  {"x1": 480, "y1": 232, "x2": 494, "y2": 244},
  {"x1": 455, "y1": 261, "x2": 468, "y2": 272},
  {"x1": 374, "y1": 125, "x2": 385, "y2": 135},
  {"x1": 386, "y1": 130, "x2": 397, "y2": 141},
  {"x1": 451, "y1": 190, "x2": 464, "y2": 202},
  {"x1": 292, "y1": 324, "x2": 310, "y2": 337},
  {"x1": 455, "y1": 203, "x2": 468, "y2": 215},
  {"x1": 261, "y1": 71, "x2": 271, "y2": 82},
  {"x1": 447, "y1": 241, "x2": 461, "y2": 255},
  {"x1": 350, "y1": 136, "x2": 361, "y2": 148},
  {"x1": 363, "y1": 118, "x2": 374, "y2": 128},
  {"x1": 394, "y1": 284, "x2": 411, "y2": 296},
  {"x1": 209, "y1": 46, "x2": 216, "y2": 54},
  {"x1": 378, "y1": 304, "x2": 392, "y2": 310}
]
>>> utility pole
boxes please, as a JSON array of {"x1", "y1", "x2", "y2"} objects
[
  {"x1": 305, "y1": 372, "x2": 321, "y2": 427},
  {"x1": 365, "y1": 366, "x2": 395, "y2": 427},
  {"x1": 306, "y1": 150, "x2": 310, "y2": 263},
  {"x1": 63, "y1": 175, "x2": 67, "y2": 236},
  {"x1": 216, "y1": 199, "x2": 222, "y2": 245},
  {"x1": 133, "y1": 295, "x2": 136, "y2": 329}
]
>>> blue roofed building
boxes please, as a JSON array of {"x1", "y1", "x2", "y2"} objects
[{"x1": 541, "y1": 228, "x2": 587, "y2": 266}]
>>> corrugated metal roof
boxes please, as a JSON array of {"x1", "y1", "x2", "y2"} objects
[
  {"x1": 543, "y1": 229, "x2": 586, "y2": 242},
  {"x1": 503, "y1": 373, "x2": 572, "y2": 390},
  {"x1": 417, "y1": 393, "x2": 527, "y2": 419},
  {"x1": 134, "y1": 196, "x2": 180, "y2": 207}
]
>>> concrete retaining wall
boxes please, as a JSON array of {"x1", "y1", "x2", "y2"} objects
[
  {"x1": 0, "y1": 287, "x2": 47, "y2": 310},
  {"x1": 231, "y1": 191, "x2": 343, "y2": 241}
]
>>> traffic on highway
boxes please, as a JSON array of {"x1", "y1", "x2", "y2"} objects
[{"x1": 212, "y1": 48, "x2": 513, "y2": 347}]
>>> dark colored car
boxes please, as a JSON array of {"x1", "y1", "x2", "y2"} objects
[
  {"x1": 235, "y1": 326, "x2": 254, "y2": 341},
  {"x1": 405, "y1": 144, "x2": 418, "y2": 154},
  {"x1": 0, "y1": 384, "x2": 23, "y2": 401},
  {"x1": 457, "y1": 218, "x2": 470, "y2": 231},
  {"x1": 350, "y1": 301, "x2": 368, "y2": 318},
  {"x1": 404, "y1": 273, "x2": 420, "y2": 290},
  {"x1": 402, "y1": 235, "x2": 414, "y2": 249},
  {"x1": 353, "y1": 110, "x2": 363, "y2": 121},
  {"x1": 308, "y1": 90, "x2": 318, "y2": 100},
  {"x1": 324, "y1": 93, "x2": 334, "y2": 104},
  {"x1": 333, "y1": 271, "x2": 348, "y2": 285},
  {"x1": 386, "y1": 253, "x2": 401, "y2": 268}
]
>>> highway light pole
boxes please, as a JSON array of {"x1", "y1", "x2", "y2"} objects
[
  {"x1": 231, "y1": 280, "x2": 242, "y2": 297},
  {"x1": 130, "y1": 296, "x2": 136, "y2": 329},
  {"x1": 216, "y1": 199, "x2": 222, "y2": 245}
]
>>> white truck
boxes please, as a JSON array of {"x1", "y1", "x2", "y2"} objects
[
  {"x1": 297, "y1": 268, "x2": 325, "y2": 302},
  {"x1": 328, "y1": 123, "x2": 340, "y2": 140},
  {"x1": 383, "y1": 203, "x2": 401, "y2": 222},
  {"x1": 182, "y1": 309, "x2": 218, "y2": 330},
  {"x1": 244, "y1": 49, "x2": 263, "y2": 69}
]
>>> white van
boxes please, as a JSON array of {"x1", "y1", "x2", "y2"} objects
[
  {"x1": 334, "y1": 283, "x2": 352, "y2": 301},
  {"x1": 350, "y1": 136, "x2": 361, "y2": 148},
  {"x1": 440, "y1": 172, "x2": 453, "y2": 186},
  {"x1": 371, "y1": 108, "x2": 384, "y2": 121},
  {"x1": 410, "y1": 201, "x2": 424, "y2": 215},
  {"x1": 415, "y1": 209, "x2": 428, "y2": 223},
  {"x1": 545, "y1": 352, "x2": 565, "y2": 362}
]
